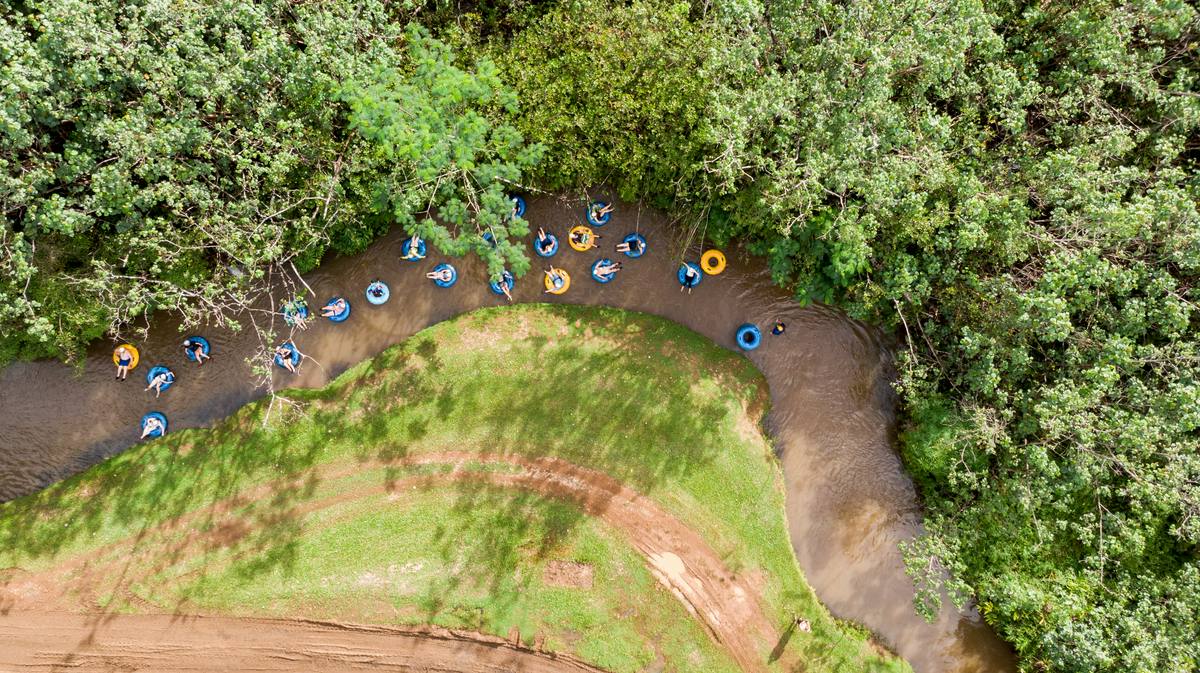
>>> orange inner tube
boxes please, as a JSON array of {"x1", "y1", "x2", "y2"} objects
[
  {"x1": 568, "y1": 226, "x2": 595, "y2": 252},
  {"x1": 112, "y1": 344, "x2": 140, "y2": 369},
  {"x1": 701, "y1": 249, "x2": 727, "y2": 275},
  {"x1": 544, "y1": 269, "x2": 571, "y2": 295}
]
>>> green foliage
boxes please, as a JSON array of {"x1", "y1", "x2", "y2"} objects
[
  {"x1": 493, "y1": 0, "x2": 713, "y2": 200},
  {"x1": 4, "y1": 0, "x2": 1198, "y2": 668},
  {"x1": 0, "y1": 1, "x2": 543, "y2": 363},
  {"x1": 486, "y1": 0, "x2": 1200, "y2": 669},
  {"x1": 687, "y1": 0, "x2": 1198, "y2": 669},
  {"x1": 0, "y1": 0, "x2": 360, "y2": 361},
  {"x1": 340, "y1": 24, "x2": 543, "y2": 281}
]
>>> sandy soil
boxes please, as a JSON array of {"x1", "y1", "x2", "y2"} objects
[
  {"x1": 1, "y1": 453, "x2": 787, "y2": 672},
  {"x1": 0, "y1": 612, "x2": 608, "y2": 672}
]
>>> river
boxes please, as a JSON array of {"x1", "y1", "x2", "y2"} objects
[{"x1": 0, "y1": 192, "x2": 1016, "y2": 673}]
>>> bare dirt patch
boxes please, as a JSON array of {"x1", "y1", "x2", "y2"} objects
[
  {"x1": 3, "y1": 453, "x2": 787, "y2": 672},
  {"x1": 543, "y1": 560, "x2": 595, "y2": 589},
  {"x1": 0, "y1": 612, "x2": 608, "y2": 673}
]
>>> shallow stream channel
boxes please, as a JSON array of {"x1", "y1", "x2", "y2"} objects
[{"x1": 0, "y1": 192, "x2": 1016, "y2": 673}]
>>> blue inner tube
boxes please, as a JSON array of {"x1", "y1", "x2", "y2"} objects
[
  {"x1": 591, "y1": 258, "x2": 617, "y2": 284},
  {"x1": 490, "y1": 271, "x2": 515, "y2": 296},
  {"x1": 146, "y1": 365, "x2": 175, "y2": 391},
  {"x1": 402, "y1": 237, "x2": 427, "y2": 261},
  {"x1": 678, "y1": 262, "x2": 703, "y2": 288},
  {"x1": 282, "y1": 302, "x2": 308, "y2": 326},
  {"x1": 141, "y1": 411, "x2": 168, "y2": 438},
  {"x1": 365, "y1": 281, "x2": 390, "y2": 305},
  {"x1": 482, "y1": 231, "x2": 497, "y2": 248},
  {"x1": 736, "y1": 323, "x2": 762, "y2": 351},
  {"x1": 534, "y1": 234, "x2": 559, "y2": 258},
  {"x1": 586, "y1": 202, "x2": 612, "y2": 226},
  {"x1": 324, "y1": 297, "x2": 351, "y2": 322},
  {"x1": 432, "y1": 263, "x2": 458, "y2": 288},
  {"x1": 621, "y1": 233, "x2": 647, "y2": 258},
  {"x1": 510, "y1": 195, "x2": 527, "y2": 219},
  {"x1": 183, "y1": 336, "x2": 210, "y2": 362},
  {"x1": 274, "y1": 342, "x2": 301, "y2": 369}
]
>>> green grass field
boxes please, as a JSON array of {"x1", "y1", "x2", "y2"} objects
[{"x1": 0, "y1": 305, "x2": 908, "y2": 673}]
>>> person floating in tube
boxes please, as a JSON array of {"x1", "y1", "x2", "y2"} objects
[
  {"x1": 616, "y1": 237, "x2": 643, "y2": 255},
  {"x1": 145, "y1": 369, "x2": 174, "y2": 398},
  {"x1": 427, "y1": 267, "x2": 454, "y2": 284},
  {"x1": 772, "y1": 321, "x2": 787, "y2": 336},
  {"x1": 183, "y1": 338, "x2": 211, "y2": 365},
  {"x1": 320, "y1": 298, "x2": 347, "y2": 318},
  {"x1": 401, "y1": 235, "x2": 425, "y2": 261},
  {"x1": 544, "y1": 266, "x2": 566, "y2": 293},
  {"x1": 114, "y1": 346, "x2": 133, "y2": 381},
  {"x1": 274, "y1": 344, "x2": 302, "y2": 374},
  {"x1": 594, "y1": 259, "x2": 623, "y2": 278},
  {"x1": 283, "y1": 298, "x2": 309, "y2": 330},
  {"x1": 368, "y1": 282, "x2": 386, "y2": 300},
  {"x1": 680, "y1": 264, "x2": 701, "y2": 294},
  {"x1": 590, "y1": 202, "x2": 615, "y2": 220},
  {"x1": 570, "y1": 228, "x2": 599, "y2": 251},
  {"x1": 140, "y1": 415, "x2": 165, "y2": 439},
  {"x1": 536, "y1": 227, "x2": 556, "y2": 254}
]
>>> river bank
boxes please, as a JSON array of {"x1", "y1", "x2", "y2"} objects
[
  {"x1": 0, "y1": 192, "x2": 1015, "y2": 673},
  {"x1": 1, "y1": 306, "x2": 908, "y2": 673}
]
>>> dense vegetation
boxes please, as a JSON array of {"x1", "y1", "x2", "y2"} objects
[
  {"x1": 2, "y1": 0, "x2": 1197, "y2": 670},
  {"x1": 0, "y1": 0, "x2": 539, "y2": 362}
]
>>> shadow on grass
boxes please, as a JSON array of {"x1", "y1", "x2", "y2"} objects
[
  {"x1": 0, "y1": 305, "x2": 753, "y2": 651},
  {"x1": 367, "y1": 305, "x2": 740, "y2": 623}
]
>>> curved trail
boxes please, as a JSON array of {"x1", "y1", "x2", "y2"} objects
[
  {"x1": 0, "y1": 613, "x2": 608, "y2": 672},
  {"x1": 3, "y1": 453, "x2": 780, "y2": 673}
]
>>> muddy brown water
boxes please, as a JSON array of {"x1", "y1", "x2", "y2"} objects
[{"x1": 0, "y1": 193, "x2": 1016, "y2": 673}]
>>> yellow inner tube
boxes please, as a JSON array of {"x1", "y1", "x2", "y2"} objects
[
  {"x1": 544, "y1": 269, "x2": 571, "y2": 295},
  {"x1": 568, "y1": 226, "x2": 595, "y2": 252},
  {"x1": 701, "y1": 249, "x2": 727, "y2": 275},
  {"x1": 112, "y1": 344, "x2": 140, "y2": 369}
]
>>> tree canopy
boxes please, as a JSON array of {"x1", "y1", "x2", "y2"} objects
[
  {"x1": 0, "y1": 0, "x2": 539, "y2": 363},
  {"x1": 490, "y1": 0, "x2": 1200, "y2": 668},
  {"x1": 2, "y1": 0, "x2": 1198, "y2": 669}
]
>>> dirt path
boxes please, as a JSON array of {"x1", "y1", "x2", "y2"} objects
[
  {"x1": 0, "y1": 612, "x2": 608, "y2": 672},
  {"x1": 2, "y1": 453, "x2": 781, "y2": 672}
]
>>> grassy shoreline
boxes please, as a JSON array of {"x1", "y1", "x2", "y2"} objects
[{"x1": 0, "y1": 305, "x2": 908, "y2": 673}]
